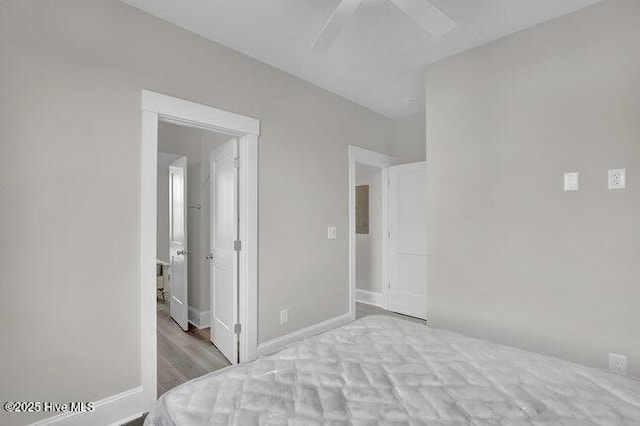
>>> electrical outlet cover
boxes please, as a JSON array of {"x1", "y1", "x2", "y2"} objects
[
  {"x1": 608, "y1": 169, "x2": 626, "y2": 190},
  {"x1": 327, "y1": 226, "x2": 337, "y2": 240},
  {"x1": 609, "y1": 353, "x2": 627, "y2": 375}
]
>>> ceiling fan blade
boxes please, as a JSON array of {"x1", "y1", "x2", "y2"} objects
[
  {"x1": 388, "y1": 0, "x2": 456, "y2": 38},
  {"x1": 310, "y1": 0, "x2": 363, "y2": 51}
]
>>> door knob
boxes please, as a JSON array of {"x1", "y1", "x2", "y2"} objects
[
  {"x1": 177, "y1": 249, "x2": 187, "y2": 256},
  {"x1": 206, "y1": 253, "x2": 213, "y2": 260}
]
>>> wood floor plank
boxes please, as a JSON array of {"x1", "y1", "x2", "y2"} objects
[
  {"x1": 183, "y1": 341, "x2": 231, "y2": 372},
  {"x1": 157, "y1": 299, "x2": 230, "y2": 396}
]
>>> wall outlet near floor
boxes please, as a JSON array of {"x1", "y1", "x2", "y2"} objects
[
  {"x1": 608, "y1": 168, "x2": 626, "y2": 190},
  {"x1": 609, "y1": 353, "x2": 627, "y2": 375},
  {"x1": 280, "y1": 309, "x2": 289, "y2": 325},
  {"x1": 327, "y1": 226, "x2": 337, "y2": 240}
]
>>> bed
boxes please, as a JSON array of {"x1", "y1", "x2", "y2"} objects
[{"x1": 146, "y1": 315, "x2": 640, "y2": 425}]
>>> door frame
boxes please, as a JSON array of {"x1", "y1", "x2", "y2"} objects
[
  {"x1": 347, "y1": 146, "x2": 394, "y2": 319},
  {"x1": 140, "y1": 90, "x2": 259, "y2": 411}
]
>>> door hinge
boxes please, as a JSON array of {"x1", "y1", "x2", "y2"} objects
[
  {"x1": 234, "y1": 157, "x2": 240, "y2": 168},
  {"x1": 234, "y1": 323, "x2": 241, "y2": 334},
  {"x1": 234, "y1": 240, "x2": 242, "y2": 251},
  {"x1": 388, "y1": 283, "x2": 391, "y2": 289}
]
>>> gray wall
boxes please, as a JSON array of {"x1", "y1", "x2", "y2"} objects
[
  {"x1": 392, "y1": 111, "x2": 426, "y2": 164},
  {"x1": 355, "y1": 164, "x2": 382, "y2": 294},
  {"x1": 425, "y1": 0, "x2": 640, "y2": 377},
  {"x1": 0, "y1": 0, "x2": 392, "y2": 423}
]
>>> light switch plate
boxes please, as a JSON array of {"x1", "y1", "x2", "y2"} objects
[
  {"x1": 608, "y1": 169, "x2": 626, "y2": 190},
  {"x1": 280, "y1": 309, "x2": 289, "y2": 325},
  {"x1": 564, "y1": 172, "x2": 579, "y2": 191},
  {"x1": 327, "y1": 226, "x2": 337, "y2": 240}
]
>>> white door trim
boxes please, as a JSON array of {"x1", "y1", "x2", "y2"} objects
[
  {"x1": 140, "y1": 90, "x2": 259, "y2": 411},
  {"x1": 29, "y1": 387, "x2": 143, "y2": 426},
  {"x1": 348, "y1": 146, "x2": 394, "y2": 320}
]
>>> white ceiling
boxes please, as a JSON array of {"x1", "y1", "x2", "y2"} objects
[{"x1": 121, "y1": 0, "x2": 602, "y2": 118}]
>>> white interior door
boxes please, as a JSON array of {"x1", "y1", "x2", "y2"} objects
[
  {"x1": 209, "y1": 139, "x2": 239, "y2": 364},
  {"x1": 169, "y1": 156, "x2": 189, "y2": 331},
  {"x1": 387, "y1": 161, "x2": 427, "y2": 319}
]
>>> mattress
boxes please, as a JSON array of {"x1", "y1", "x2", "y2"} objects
[{"x1": 146, "y1": 315, "x2": 640, "y2": 425}]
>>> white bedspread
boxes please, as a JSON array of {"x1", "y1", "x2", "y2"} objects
[{"x1": 146, "y1": 316, "x2": 640, "y2": 425}]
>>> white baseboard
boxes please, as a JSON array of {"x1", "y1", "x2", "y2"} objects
[
  {"x1": 188, "y1": 306, "x2": 211, "y2": 329},
  {"x1": 355, "y1": 289, "x2": 383, "y2": 307},
  {"x1": 257, "y1": 313, "x2": 352, "y2": 357},
  {"x1": 30, "y1": 387, "x2": 142, "y2": 426}
]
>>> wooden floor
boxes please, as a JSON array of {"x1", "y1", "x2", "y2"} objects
[
  {"x1": 156, "y1": 299, "x2": 230, "y2": 397},
  {"x1": 121, "y1": 414, "x2": 146, "y2": 426},
  {"x1": 356, "y1": 301, "x2": 426, "y2": 325}
]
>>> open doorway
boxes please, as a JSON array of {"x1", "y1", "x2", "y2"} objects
[
  {"x1": 156, "y1": 123, "x2": 239, "y2": 396},
  {"x1": 348, "y1": 146, "x2": 427, "y2": 324},
  {"x1": 140, "y1": 91, "x2": 259, "y2": 410},
  {"x1": 348, "y1": 146, "x2": 392, "y2": 320},
  {"x1": 354, "y1": 164, "x2": 384, "y2": 307}
]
